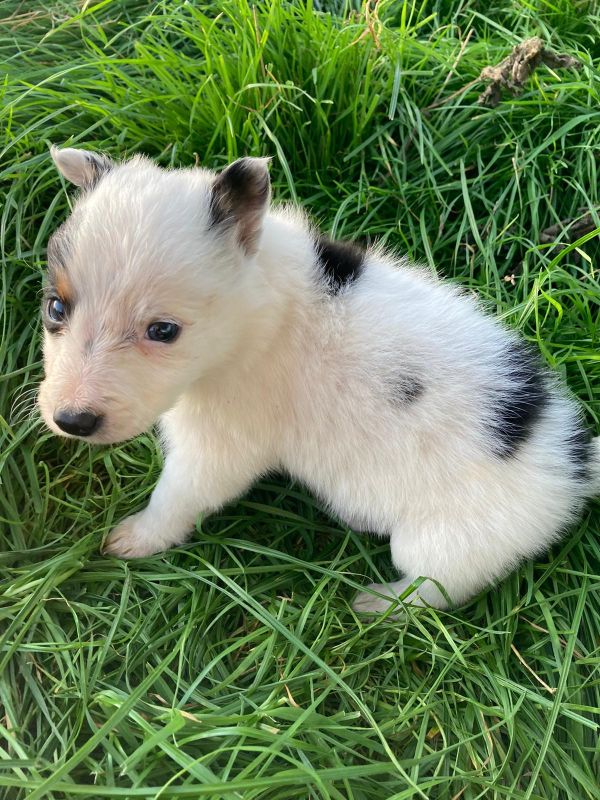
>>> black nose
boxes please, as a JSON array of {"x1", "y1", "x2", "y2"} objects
[{"x1": 53, "y1": 409, "x2": 102, "y2": 437}]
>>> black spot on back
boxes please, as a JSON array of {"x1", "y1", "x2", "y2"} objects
[
  {"x1": 490, "y1": 341, "x2": 548, "y2": 458},
  {"x1": 389, "y1": 377, "x2": 424, "y2": 407},
  {"x1": 404, "y1": 379, "x2": 424, "y2": 403},
  {"x1": 566, "y1": 426, "x2": 593, "y2": 482},
  {"x1": 315, "y1": 235, "x2": 365, "y2": 294}
]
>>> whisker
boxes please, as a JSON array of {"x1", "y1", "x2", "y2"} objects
[{"x1": 10, "y1": 385, "x2": 41, "y2": 424}]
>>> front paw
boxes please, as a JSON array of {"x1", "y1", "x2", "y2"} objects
[{"x1": 102, "y1": 512, "x2": 165, "y2": 559}]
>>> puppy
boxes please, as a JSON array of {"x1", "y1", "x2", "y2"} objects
[{"x1": 38, "y1": 146, "x2": 599, "y2": 613}]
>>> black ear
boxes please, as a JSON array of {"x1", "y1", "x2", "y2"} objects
[
  {"x1": 209, "y1": 157, "x2": 271, "y2": 255},
  {"x1": 50, "y1": 146, "x2": 113, "y2": 190}
]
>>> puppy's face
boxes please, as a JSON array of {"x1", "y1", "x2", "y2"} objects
[{"x1": 38, "y1": 148, "x2": 270, "y2": 444}]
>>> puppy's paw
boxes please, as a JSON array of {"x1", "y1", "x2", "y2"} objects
[
  {"x1": 353, "y1": 583, "x2": 400, "y2": 615},
  {"x1": 352, "y1": 580, "x2": 425, "y2": 617},
  {"x1": 102, "y1": 512, "x2": 164, "y2": 559}
]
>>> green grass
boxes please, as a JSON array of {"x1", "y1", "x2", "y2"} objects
[{"x1": 1, "y1": 0, "x2": 599, "y2": 797}]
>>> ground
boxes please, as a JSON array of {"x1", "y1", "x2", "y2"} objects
[{"x1": 0, "y1": 1, "x2": 599, "y2": 798}]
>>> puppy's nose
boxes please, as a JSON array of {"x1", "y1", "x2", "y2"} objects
[{"x1": 53, "y1": 409, "x2": 102, "y2": 437}]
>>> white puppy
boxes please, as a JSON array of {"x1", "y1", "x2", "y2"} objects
[{"x1": 38, "y1": 147, "x2": 599, "y2": 612}]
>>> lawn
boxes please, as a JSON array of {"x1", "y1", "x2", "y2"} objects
[{"x1": 1, "y1": 1, "x2": 599, "y2": 797}]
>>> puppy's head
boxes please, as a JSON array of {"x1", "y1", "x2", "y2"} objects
[{"x1": 38, "y1": 147, "x2": 270, "y2": 444}]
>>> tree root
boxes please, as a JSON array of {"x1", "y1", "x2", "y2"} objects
[{"x1": 478, "y1": 37, "x2": 581, "y2": 107}]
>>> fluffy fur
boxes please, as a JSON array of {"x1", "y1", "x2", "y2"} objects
[{"x1": 38, "y1": 147, "x2": 600, "y2": 613}]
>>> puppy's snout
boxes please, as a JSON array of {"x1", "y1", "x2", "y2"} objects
[{"x1": 53, "y1": 408, "x2": 103, "y2": 437}]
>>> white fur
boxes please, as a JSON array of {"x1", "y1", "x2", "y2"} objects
[{"x1": 39, "y1": 149, "x2": 599, "y2": 613}]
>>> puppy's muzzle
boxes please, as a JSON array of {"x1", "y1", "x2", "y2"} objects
[{"x1": 53, "y1": 409, "x2": 103, "y2": 437}]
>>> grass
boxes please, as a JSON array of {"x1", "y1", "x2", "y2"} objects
[{"x1": 1, "y1": 0, "x2": 599, "y2": 797}]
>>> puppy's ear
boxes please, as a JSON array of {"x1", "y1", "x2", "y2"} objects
[
  {"x1": 209, "y1": 157, "x2": 271, "y2": 255},
  {"x1": 50, "y1": 145, "x2": 113, "y2": 190}
]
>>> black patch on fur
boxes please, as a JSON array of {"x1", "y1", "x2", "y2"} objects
[
  {"x1": 209, "y1": 158, "x2": 270, "y2": 253},
  {"x1": 490, "y1": 341, "x2": 548, "y2": 457},
  {"x1": 404, "y1": 379, "x2": 424, "y2": 403},
  {"x1": 566, "y1": 426, "x2": 593, "y2": 482},
  {"x1": 315, "y1": 235, "x2": 365, "y2": 294},
  {"x1": 389, "y1": 377, "x2": 424, "y2": 406}
]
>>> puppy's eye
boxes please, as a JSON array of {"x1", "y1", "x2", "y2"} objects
[
  {"x1": 146, "y1": 321, "x2": 180, "y2": 343},
  {"x1": 47, "y1": 297, "x2": 67, "y2": 323}
]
